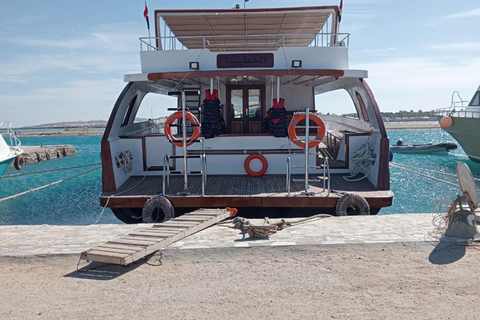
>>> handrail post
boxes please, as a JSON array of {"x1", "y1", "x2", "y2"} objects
[
  {"x1": 286, "y1": 156, "x2": 291, "y2": 195},
  {"x1": 162, "y1": 154, "x2": 170, "y2": 195},
  {"x1": 303, "y1": 108, "x2": 310, "y2": 194},
  {"x1": 181, "y1": 91, "x2": 188, "y2": 193}
]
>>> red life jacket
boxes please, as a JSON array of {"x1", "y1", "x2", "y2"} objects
[{"x1": 205, "y1": 89, "x2": 219, "y2": 101}]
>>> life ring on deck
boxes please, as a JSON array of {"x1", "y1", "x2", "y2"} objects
[
  {"x1": 288, "y1": 113, "x2": 325, "y2": 149},
  {"x1": 142, "y1": 196, "x2": 175, "y2": 223},
  {"x1": 336, "y1": 193, "x2": 370, "y2": 216},
  {"x1": 164, "y1": 111, "x2": 201, "y2": 147},
  {"x1": 14, "y1": 155, "x2": 25, "y2": 170},
  {"x1": 244, "y1": 154, "x2": 268, "y2": 177}
]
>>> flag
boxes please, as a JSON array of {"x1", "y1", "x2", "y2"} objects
[
  {"x1": 338, "y1": 0, "x2": 343, "y2": 22},
  {"x1": 144, "y1": 1, "x2": 150, "y2": 30}
]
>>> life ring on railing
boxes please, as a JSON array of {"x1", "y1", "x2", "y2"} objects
[
  {"x1": 142, "y1": 196, "x2": 175, "y2": 223},
  {"x1": 288, "y1": 113, "x2": 325, "y2": 149},
  {"x1": 14, "y1": 155, "x2": 25, "y2": 170},
  {"x1": 164, "y1": 111, "x2": 201, "y2": 147},
  {"x1": 244, "y1": 154, "x2": 268, "y2": 177},
  {"x1": 335, "y1": 193, "x2": 370, "y2": 216}
]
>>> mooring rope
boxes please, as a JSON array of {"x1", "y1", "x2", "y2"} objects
[
  {"x1": 391, "y1": 162, "x2": 480, "y2": 183},
  {"x1": 0, "y1": 166, "x2": 101, "y2": 203},
  {"x1": 390, "y1": 163, "x2": 462, "y2": 189},
  {"x1": 0, "y1": 163, "x2": 101, "y2": 179}
]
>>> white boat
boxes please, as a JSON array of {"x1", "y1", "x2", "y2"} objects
[
  {"x1": 436, "y1": 86, "x2": 480, "y2": 162},
  {"x1": 100, "y1": 4, "x2": 394, "y2": 223},
  {"x1": 0, "y1": 122, "x2": 24, "y2": 176}
]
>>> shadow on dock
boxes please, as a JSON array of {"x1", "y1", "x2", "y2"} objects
[
  {"x1": 428, "y1": 238, "x2": 467, "y2": 265},
  {"x1": 64, "y1": 252, "x2": 162, "y2": 281}
]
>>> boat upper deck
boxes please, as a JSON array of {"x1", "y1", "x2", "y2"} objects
[{"x1": 130, "y1": 6, "x2": 360, "y2": 81}]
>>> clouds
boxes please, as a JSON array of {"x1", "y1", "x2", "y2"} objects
[
  {"x1": 427, "y1": 42, "x2": 480, "y2": 51},
  {"x1": 0, "y1": 79, "x2": 126, "y2": 126},
  {"x1": 444, "y1": 7, "x2": 480, "y2": 19}
]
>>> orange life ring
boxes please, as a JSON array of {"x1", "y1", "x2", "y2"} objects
[
  {"x1": 244, "y1": 154, "x2": 268, "y2": 177},
  {"x1": 288, "y1": 113, "x2": 325, "y2": 149},
  {"x1": 164, "y1": 111, "x2": 201, "y2": 147}
]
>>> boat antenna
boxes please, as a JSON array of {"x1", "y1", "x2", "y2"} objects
[{"x1": 244, "y1": 0, "x2": 249, "y2": 9}]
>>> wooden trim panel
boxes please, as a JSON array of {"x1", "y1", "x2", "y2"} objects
[{"x1": 148, "y1": 69, "x2": 345, "y2": 83}]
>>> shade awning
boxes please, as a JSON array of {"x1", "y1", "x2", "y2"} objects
[{"x1": 156, "y1": 7, "x2": 337, "y2": 51}]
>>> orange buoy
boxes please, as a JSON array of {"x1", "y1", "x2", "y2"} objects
[
  {"x1": 288, "y1": 113, "x2": 325, "y2": 149},
  {"x1": 440, "y1": 116, "x2": 453, "y2": 128},
  {"x1": 244, "y1": 154, "x2": 268, "y2": 177},
  {"x1": 164, "y1": 111, "x2": 201, "y2": 147}
]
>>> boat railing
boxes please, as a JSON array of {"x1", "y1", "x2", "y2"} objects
[
  {"x1": 139, "y1": 33, "x2": 350, "y2": 52},
  {"x1": 435, "y1": 107, "x2": 480, "y2": 119},
  {"x1": 0, "y1": 121, "x2": 22, "y2": 151}
]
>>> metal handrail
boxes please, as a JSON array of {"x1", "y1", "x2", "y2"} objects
[
  {"x1": 201, "y1": 153, "x2": 207, "y2": 196},
  {"x1": 139, "y1": 32, "x2": 351, "y2": 51},
  {"x1": 286, "y1": 156, "x2": 291, "y2": 196},
  {"x1": 162, "y1": 154, "x2": 171, "y2": 195},
  {"x1": 435, "y1": 107, "x2": 480, "y2": 119},
  {"x1": 0, "y1": 121, "x2": 22, "y2": 152}
]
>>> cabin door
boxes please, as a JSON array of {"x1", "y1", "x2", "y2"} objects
[{"x1": 227, "y1": 85, "x2": 265, "y2": 134}]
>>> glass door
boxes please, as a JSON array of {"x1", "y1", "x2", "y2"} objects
[{"x1": 227, "y1": 85, "x2": 264, "y2": 134}]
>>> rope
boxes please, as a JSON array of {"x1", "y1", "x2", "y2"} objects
[
  {"x1": 0, "y1": 224, "x2": 48, "y2": 245},
  {"x1": 0, "y1": 166, "x2": 100, "y2": 203},
  {"x1": 390, "y1": 163, "x2": 461, "y2": 189},
  {"x1": 281, "y1": 46, "x2": 299, "y2": 110},
  {"x1": 392, "y1": 162, "x2": 480, "y2": 183},
  {"x1": 171, "y1": 48, "x2": 205, "y2": 92},
  {"x1": 0, "y1": 163, "x2": 101, "y2": 179},
  {"x1": 115, "y1": 151, "x2": 133, "y2": 173},
  {"x1": 343, "y1": 134, "x2": 376, "y2": 182}
]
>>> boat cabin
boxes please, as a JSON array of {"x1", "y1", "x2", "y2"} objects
[{"x1": 100, "y1": 6, "x2": 393, "y2": 223}]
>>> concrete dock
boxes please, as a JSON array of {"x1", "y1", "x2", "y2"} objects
[
  {"x1": 0, "y1": 214, "x2": 448, "y2": 257},
  {"x1": 21, "y1": 145, "x2": 76, "y2": 164}
]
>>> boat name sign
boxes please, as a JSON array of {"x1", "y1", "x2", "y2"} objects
[{"x1": 217, "y1": 53, "x2": 274, "y2": 68}]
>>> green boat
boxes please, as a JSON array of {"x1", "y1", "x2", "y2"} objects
[{"x1": 436, "y1": 86, "x2": 480, "y2": 163}]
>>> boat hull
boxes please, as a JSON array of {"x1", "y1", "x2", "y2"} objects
[
  {"x1": 0, "y1": 156, "x2": 15, "y2": 176},
  {"x1": 437, "y1": 116, "x2": 480, "y2": 162},
  {"x1": 391, "y1": 143, "x2": 457, "y2": 155}
]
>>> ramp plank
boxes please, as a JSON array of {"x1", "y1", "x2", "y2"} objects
[{"x1": 84, "y1": 208, "x2": 231, "y2": 265}]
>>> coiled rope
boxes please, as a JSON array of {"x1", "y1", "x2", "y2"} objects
[{"x1": 343, "y1": 134, "x2": 376, "y2": 182}]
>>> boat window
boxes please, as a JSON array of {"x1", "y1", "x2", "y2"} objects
[
  {"x1": 315, "y1": 89, "x2": 358, "y2": 118},
  {"x1": 133, "y1": 92, "x2": 177, "y2": 124},
  {"x1": 469, "y1": 92, "x2": 480, "y2": 106},
  {"x1": 231, "y1": 89, "x2": 243, "y2": 119},
  {"x1": 356, "y1": 92, "x2": 369, "y2": 121},
  {"x1": 121, "y1": 95, "x2": 138, "y2": 127}
]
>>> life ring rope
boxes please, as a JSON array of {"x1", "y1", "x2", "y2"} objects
[
  {"x1": 244, "y1": 154, "x2": 268, "y2": 177},
  {"x1": 164, "y1": 111, "x2": 201, "y2": 147},
  {"x1": 288, "y1": 112, "x2": 325, "y2": 149}
]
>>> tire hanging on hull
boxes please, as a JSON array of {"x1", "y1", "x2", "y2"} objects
[
  {"x1": 336, "y1": 193, "x2": 370, "y2": 216},
  {"x1": 142, "y1": 196, "x2": 175, "y2": 223}
]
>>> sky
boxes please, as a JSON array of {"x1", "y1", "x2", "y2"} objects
[{"x1": 1, "y1": 0, "x2": 479, "y2": 127}]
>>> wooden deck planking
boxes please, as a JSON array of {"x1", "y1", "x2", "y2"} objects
[{"x1": 83, "y1": 208, "x2": 232, "y2": 265}]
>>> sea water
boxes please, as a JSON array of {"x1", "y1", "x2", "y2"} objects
[{"x1": 0, "y1": 128, "x2": 478, "y2": 225}]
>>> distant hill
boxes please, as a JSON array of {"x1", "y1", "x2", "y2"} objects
[{"x1": 19, "y1": 120, "x2": 107, "y2": 129}]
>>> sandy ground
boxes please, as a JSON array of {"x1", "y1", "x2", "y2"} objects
[{"x1": 0, "y1": 242, "x2": 479, "y2": 320}]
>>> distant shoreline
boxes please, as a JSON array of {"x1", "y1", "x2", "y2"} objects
[
  {"x1": 386, "y1": 123, "x2": 440, "y2": 130},
  {"x1": 16, "y1": 130, "x2": 105, "y2": 137}
]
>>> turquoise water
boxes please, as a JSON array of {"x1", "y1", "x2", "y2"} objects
[
  {"x1": 0, "y1": 129, "x2": 478, "y2": 225},
  {"x1": 0, "y1": 135, "x2": 118, "y2": 225}
]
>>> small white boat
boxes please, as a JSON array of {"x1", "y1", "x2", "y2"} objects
[
  {"x1": 391, "y1": 140, "x2": 457, "y2": 154},
  {"x1": 0, "y1": 122, "x2": 24, "y2": 176}
]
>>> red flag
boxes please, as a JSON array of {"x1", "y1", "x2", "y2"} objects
[
  {"x1": 144, "y1": 2, "x2": 150, "y2": 30},
  {"x1": 339, "y1": 0, "x2": 343, "y2": 22}
]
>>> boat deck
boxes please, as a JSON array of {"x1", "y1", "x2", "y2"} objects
[{"x1": 101, "y1": 174, "x2": 393, "y2": 210}]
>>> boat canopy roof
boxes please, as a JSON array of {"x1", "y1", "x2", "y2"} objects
[{"x1": 155, "y1": 6, "x2": 338, "y2": 51}]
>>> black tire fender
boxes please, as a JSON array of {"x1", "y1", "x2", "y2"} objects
[
  {"x1": 14, "y1": 155, "x2": 25, "y2": 170},
  {"x1": 336, "y1": 193, "x2": 370, "y2": 216},
  {"x1": 142, "y1": 196, "x2": 175, "y2": 223}
]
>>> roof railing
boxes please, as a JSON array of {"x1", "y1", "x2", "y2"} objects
[
  {"x1": 139, "y1": 33, "x2": 350, "y2": 52},
  {"x1": 435, "y1": 107, "x2": 480, "y2": 119}
]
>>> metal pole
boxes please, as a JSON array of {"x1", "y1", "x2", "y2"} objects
[
  {"x1": 304, "y1": 108, "x2": 310, "y2": 193},
  {"x1": 276, "y1": 77, "x2": 280, "y2": 101},
  {"x1": 210, "y1": 78, "x2": 214, "y2": 95},
  {"x1": 181, "y1": 91, "x2": 188, "y2": 192}
]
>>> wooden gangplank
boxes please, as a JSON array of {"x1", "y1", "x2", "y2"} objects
[{"x1": 83, "y1": 208, "x2": 233, "y2": 265}]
